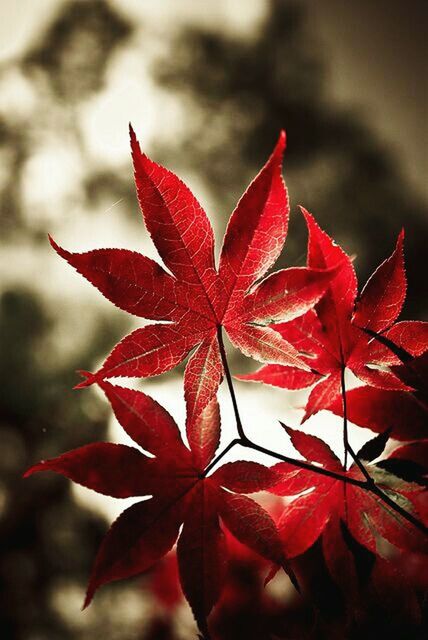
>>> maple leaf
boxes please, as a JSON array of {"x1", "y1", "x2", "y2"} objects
[
  {"x1": 269, "y1": 426, "x2": 428, "y2": 561},
  {"x1": 50, "y1": 129, "x2": 334, "y2": 428},
  {"x1": 322, "y1": 515, "x2": 423, "y2": 626},
  {"x1": 320, "y1": 447, "x2": 427, "y2": 626},
  {"x1": 25, "y1": 381, "x2": 294, "y2": 636},
  {"x1": 148, "y1": 497, "x2": 284, "y2": 612},
  {"x1": 239, "y1": 208, "x2": 428, "y2": 420},
  {"x1": 147, "y1": 497, "x2": 287, "y2": 637},
  {"x1": 330, "y1": 351, "x2": 428, "y2": 440}
]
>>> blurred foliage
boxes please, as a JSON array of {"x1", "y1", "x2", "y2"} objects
[
  {"x1": 24, "y1": 0, "x2": 132, "y2": 102},
  {"x1": 142, "y1": 515, "x2": 428, "y2": 640},
  {"x1": 0, "y1": 287, "x2": 127, "y2": 638},
  {"x1": 0, "y1": 0, "x2": 134, "y2": 240}
]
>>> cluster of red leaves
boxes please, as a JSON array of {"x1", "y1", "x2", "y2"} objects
[
  {"x1": 240, "y1": 208, "x2": 428, "y2": 422},
  {"x1": 271, "y1": 427, "x2": 428, "y2": 558},
  {"x1": 25, "y1": 127, "x2": 428, "y2": 637},
  {"x1": 144, "y1": 500, "x2": 296, "y2": 640},
  {"x1": 144, "y1": 506, "x2": 428, "y2": 640}
]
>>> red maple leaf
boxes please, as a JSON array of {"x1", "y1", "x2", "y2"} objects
[
  {"x1": 321, "y1": 514, "x2": 424, "y2": 626},
  {"x1": 146, "y1": 497, "x2": 292, "y2": 640},
  {"x1": 330, "y1": 351, "x2": 428, "y2": 440},
  {"x1": 49, "y1": 128, "x2": 334, "y2": 429},
  {"x1": 239, "y1": 208, "x2": 428, "y2": 420},
  {"x1": 269, "y1": 427, "x2": 428, "y2": 561},
  {"x1": 148, "y1": 498, "x2": 283, "y2": 613},
  {"x1": 25, "y1": 381, "x2": 295, "y2": 635}
]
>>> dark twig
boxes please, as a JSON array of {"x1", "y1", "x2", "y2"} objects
[
  {"x1": 215, "y1": 326, "x2": 428, "y2": 537},
  {"x1": 217, "y1": 326, "x2": 247, "y2": 441},
  {"x1": 361, "y1": 326, "x2": 412, "y2": 363},
  {"x1": 216, "y1": 327, "x2": 366, "y2": 488},
  {"x1": 203, "y1": 438, "x2": 240, "y2": 476},
  {"x1": 340, "y1": 356, "x2": 428, "y2": 535},
  {"x1": 340, "y1": 364, "x2": 371, "y2": 480},
  {"x1": 340, "y1": 364, "x2": 349, "y2": 469}
]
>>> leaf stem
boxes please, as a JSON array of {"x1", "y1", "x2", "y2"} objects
[
  {"x1": 340, "y1": 364, "x2": 349, "y2": 469},
  {"x1": 202, "y1": 438, "x2": 240, "y2": 476},
  {"x1": 340, "y1": 363, "x2": 370, "y2": 480},
  {"x1": 238, "y1": 438, "x2": 367, "y2": 488},
  {"x1": 217, "y1": 326, "x2": 428, "y2": 537},
  {"x1": 217, "y1": 326, "x2": 247, "y2": 442},
  {"x1": 339, "y1": 359, "x2": 428, "y2": 535},
  {"x1": 360, "y1": 326, "x2": 412, "y2": 363}
]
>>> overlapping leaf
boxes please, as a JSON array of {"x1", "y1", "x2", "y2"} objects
[
  {"x1": 330, "y1": 351, "x2": 428, "y2": 440},
  {"x1": 322, "y1": 515, "x2": 423, "y2": 625},
  {"x1": 269, "y1": 427, "x2": 428, "y2": 559},
  {"x1": 25, "y1": 381, "x2": 293, "y2": 635},
  {"x1": 240, "y1": 209, "x2": 428, "y2": 421},
  {"x1": 50, "y1": 129, "x2": 334, "y2": 428}
]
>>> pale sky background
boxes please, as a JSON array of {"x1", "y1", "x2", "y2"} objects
[{"x1": 1, "y1": 0, "x2": 426, "y2": 198}]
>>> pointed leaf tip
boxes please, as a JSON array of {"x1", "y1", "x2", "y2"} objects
[
  {"x1": 298, "y1": 205, "x2": 314, "y2": 224},
  {"x1": 48, "y1": 235, "x2": 72, "y2": 262},
  {"x1": 279, "y1": 421, "x2": 293, "y2": 436},
  {"x1": 264, "y1": 563, "x2": 279, "y2": 587},
  {"x1": 23, "y1": 463, "x2": 41, "y2": 478},
  {"x1": 73, "y1": 372, "x2": 95, "y2": 390},
  {"x1": 357, "y1": 427, "x2": 392, "y2": 462},
  {"x1": 298, "y1": 206, "x2": 321, "y2": 237},
  {"x1": 82, "y1": 589, "x2": 92, "y2": 610},
  {"x1": 272, "y1": 130, "x2": 286, "y2": 159},
  {"x1": 77, "y1": 369, "x2": 92, "y2": 378},
  {"x1": 394, "y1": 227, "x2": 405, "y2": 256},
  {"x1": 278, "y1": 129, "x2": 286, "y2": 149},
  {"x1": 48, "y1": 234, "x2": 60, "y2": 252},
  {"x1": 262, "y1": 555, "x2": 299, "y2": 592},
  {"x1": 129, "y1": 123, "x2": 140, "y2": 154}
]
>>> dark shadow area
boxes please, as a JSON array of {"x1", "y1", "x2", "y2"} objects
[
  {"x1": 24, "y1": 0, "x2": 132, "y2": 102},
  {"x1": 0, "y1": 287, "x2": 127, "y2": 638}
]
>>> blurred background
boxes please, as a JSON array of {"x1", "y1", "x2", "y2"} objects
[{"x1": 0, "y1": 1, "x2": 427, "y2": 638}]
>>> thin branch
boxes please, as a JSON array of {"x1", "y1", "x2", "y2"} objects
[
  {"x1": 364, "y1": 476, "x2": 428, "y2": 534},
  {"x1": 361, "y1": 326, "x2": 412, "y2": 363},
  {"x1": 340, "y1": 358, "x2": 428, "y2": 535},
  {"x1": 340, "y1": 364, "x2": 373, "y2": 483},
  {"x1": 217, "y1": 326, "x2": 247, "y2": 441},
  {"x1": 339, "y1": 347, "x2": 350, "y2": 520},
  {"x1": 202, "y1": 438, "x2": 240, "y2": 477},
  {"x1": 217, "y1": 326, "x2": 428, "y2": 537},
  {"x1": 239, "y1": 438, "x2": 367, "y2": 488},
  {"x1": 340, "y1": 364, "x2": 349, "y2": 469},
  {"x1": 217, "y1": 326, "x2": 366, "y2": 488}
]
